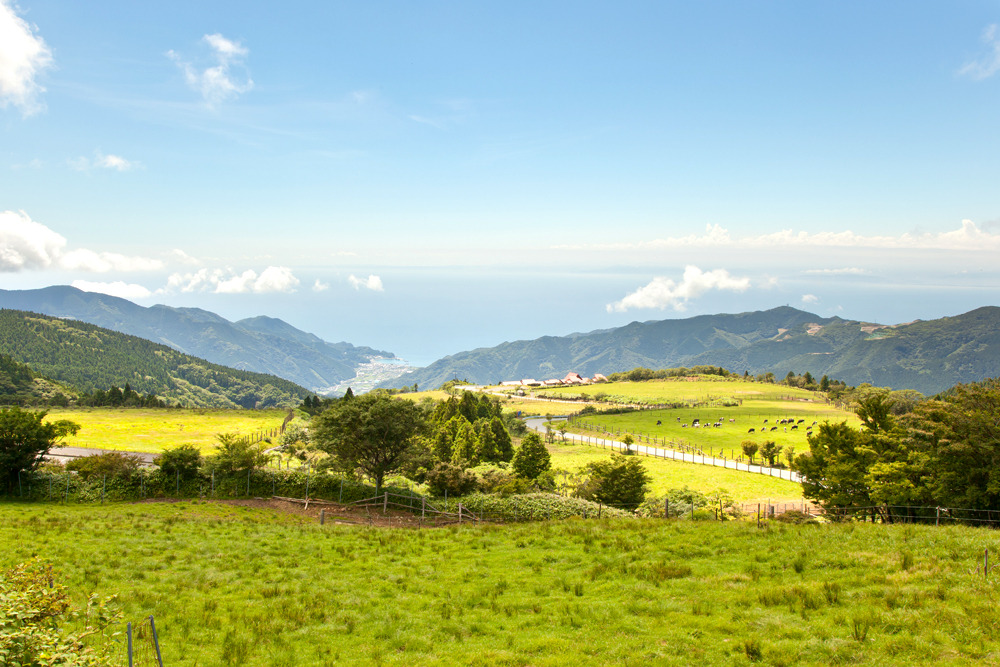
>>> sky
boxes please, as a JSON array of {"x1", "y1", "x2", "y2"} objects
[{"x1": 2, "y1": 1, "x2": 1000, "y2": 366}]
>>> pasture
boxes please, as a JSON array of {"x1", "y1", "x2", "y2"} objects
[
  {"x1": 4, "y1": 501, "x2": 999, "y2": 666},
  {"x1": 43, "y1": 407, "x2": 294, "y2": 454},
  {"x1": 530, "y1": 377, "x2": 824, "y2": 405},
  {"x1": 545, "y1": 440, "x2": 804, "y2": 502}
]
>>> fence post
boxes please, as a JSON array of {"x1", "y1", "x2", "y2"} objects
[
  {"x1": 18, "y1": 470, "x2": 22, "y2": 498},
  {"x1": 305, "y1": 465, "x2": 310, "y2": 500},
  {"x1": 102, "y1": 475, "x2": 106, "y2": 504},
  {"x1": 247, "y1": 469, "x2": 251, "y2": 496},
  {"x1": 176, "y1": 470, "x2": 179, "y2": 494},
  {"x1": 421, "y1": 497, "x2": 426, "y2": 519},
  {"x1": 127, "y1": 621, "x2": 133, "y2": 667},
  {"x1": 339, "y1": 479, "x2": 343, "y2": 503},
  {"x1": 936, "y1": 506, "x2": 940, "y2": 526},
  {"x1": 664, "y1": 498, "x2": 668, "y2": 518},
  {"x1": 65, "y1": 473, "x2": 69, "y2": 503},
  {"x1": 384, "y1": 492, "x2": 388, "y2": 514},
  {"x1": 458, "y1": 503, "x2": 463, "y2": 524},
  {"x1": 320, "y1": 509, "x2": 325, "y2": 525},
  {"x1": 149, "y1": 616, "x2": 164, "y2": 667}
]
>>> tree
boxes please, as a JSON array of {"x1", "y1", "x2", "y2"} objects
[
  {"x1": 0, "y1": 408, "x2": 79, "y2": 492},
  {"x1": 621, "y1": 434, "x2": 635, "y2": 454},
  {"x1": 311, "y1": 393, "x2": 427, "y2": 494},
  {"x1": 741, "y1": 440, "x2": 759, "y2": 464},
  {"x1": 512, "y1": 432, "x2": 551, "y2": 480},
  {"x1": 578, "y1": 453, "x2": 651, "y2": 510},
  {"x1": 855, "y1": 390, "x2": 896, "y2": 433},
  {"x1": 759, "y1": 440, "x2": 783, "y2": 466}
]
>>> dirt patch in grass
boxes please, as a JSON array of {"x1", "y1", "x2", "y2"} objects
[{"x1": 135, "y1": 496, "x2": 461, "y2": 529}]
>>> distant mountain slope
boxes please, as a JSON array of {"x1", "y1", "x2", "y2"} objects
[
  {"x1": 0, "y1": 309, "x2": 311, "y2": 408},
  {"x1": 380, "y1": 306, "x2": 1000, "y2": 395},
  {"x1": 0, "y1": 286, "x2": 394, "y2": 393},
  {"x1": 383, "y1": 307, "x2": 840, "y2": 390},
  {"x1": 0, "y1": 353, "x2": 71, "y2": 405}
]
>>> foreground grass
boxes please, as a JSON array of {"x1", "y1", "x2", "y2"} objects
[
  {"x1": 545, "y1": 440, "x2": 804, "y2": 502},
  {"x1": 44, "y1": 408, "x2": 294, "y2": 453},
  {"x1": 5, "y1": 502, "x2": 1000, "y2": 666}
]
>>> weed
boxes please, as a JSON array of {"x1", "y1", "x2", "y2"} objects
[{"x1": 744, "y1": 638, "x2": 763, "y2": 662}]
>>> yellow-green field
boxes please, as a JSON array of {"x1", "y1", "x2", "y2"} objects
[
  {"x1": 45, "y1": 408, "x2": 294, "y2": 453},
  {"x1": 545, "y1": 439, "x2": 804, "y2": 503},
  {"x1": 531, "y1": 377, "x2": 823, "y2": 404}
]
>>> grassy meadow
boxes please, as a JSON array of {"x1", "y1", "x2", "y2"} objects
[
  {"x1": 545, "y1": 440, "x2": 803, "y2": 503},
  {"x1": 44, "y1": 407, "x2": 294, "y2": 454},
  {"x1": 4, "y1": 501, "x2": 1000, "y2": 666}
]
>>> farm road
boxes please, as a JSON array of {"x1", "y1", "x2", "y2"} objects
[
  {"x1": 524, "y1": 417, "x2": 801, "y2": 483},
  {"x1": 49, "y1": 447, "x2": 159, "y2": 465}
]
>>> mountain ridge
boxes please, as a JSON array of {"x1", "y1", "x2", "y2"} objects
[
  {"x1": 378, "y1": 306, "x2": 1000, "y2": 395},
  {"x1": 0, "y1": 286, "x2": 395, "y2": 393}
]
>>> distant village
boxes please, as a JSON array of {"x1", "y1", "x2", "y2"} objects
[{"x1": 500, "y1": 372, "x2": 608, "y2": 388}]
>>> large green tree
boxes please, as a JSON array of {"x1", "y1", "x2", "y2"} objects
[
  {"x1": 512, "y1": 432, "x2": 551, "y2": 480},
  {"x1": 578, "y1": 453, "x2": 651, "y2": 510},
  {"x1": 0, "y1": 408, "x2": 79, "y2": 491},
  {"x1": 311, "y1": 393, "x2": 427, "y2": 494}
]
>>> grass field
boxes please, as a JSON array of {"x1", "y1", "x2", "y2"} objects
[
  {"x1": 44, "y1": 408, "x2": 294, "y2": 454},
  {"x1": 545, "y1": 440, "x2": 804, "y2": 503},
  {"x1": 4, "y1": 501, "x2": 1000, "y2": 666},
  {"x1": 531, "y1": 377, "x2": 824, "y2": 405}
]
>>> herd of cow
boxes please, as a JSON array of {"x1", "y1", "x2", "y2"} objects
[{"x1": 649, "y1": 415, "x2": 818, "y2": 435}]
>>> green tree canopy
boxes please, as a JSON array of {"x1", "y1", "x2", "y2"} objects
[
  {"x1": 0, "y1": 408, "x2": 79, "y2": 491},
  {"x1": 578, "y1": 453, "x2": 651, "y2": 510},
  {"x1": 311, "y1": 393, "x2": 427, "y2": 494},
  {"x1": 512, "y1": 432, "x2": 551, "y2": 480}
]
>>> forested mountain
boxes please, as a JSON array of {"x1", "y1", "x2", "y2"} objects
[
  {"x1": 0, "y1": 309, "x2": 311, "y2": 408},
  {"x1": 0, "y1": 354, "x2": 72, "y2": 405},
  {"x1": 0, "y1": 286, "x2": 395, "y2": 393},
  {"x1": 380, "y1": 306, "x2": 1000, "y2": 395}
]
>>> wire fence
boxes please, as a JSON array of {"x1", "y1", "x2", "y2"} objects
[{"x1": 536, "y1": 420, "x2": 802, "y2": 483}]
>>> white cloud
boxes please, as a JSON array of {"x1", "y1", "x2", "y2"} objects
[
  {"x1": 164, "y1": 266, "x2": 300, "y2": 294},
  {"x1": 606, "y1": 266, "x2": 751, "y2": 313},
  {"x1": 60, "y1": 248, "x2": 163, "y2": 272},
  {"x1": 801, "y1": 294, "x2": 819, "y2": 304},
  {"x1": 72, "y1": 280, "x2": 152, "y2": 300},
  {"x1": 348, "y1": 274, "x2": 384, "y2": 291},
  {"x1": 69, "y1": 151, "x2": 140, "y2": 172},
  {"x1": 0, "y1": 210, "x2": 164, "y2": 273},
  {"x1": 312, "y1": 279, "x2": 330, "y2": 292},
  {"x1": 168, "y1": 33, "x2": 253, "y2": 106},
  {"x1": 0, "y1": 209, "x2": 65, "y2": 270},
  {"x1": 0, "y1": 0, "x2": 53, "y2": 115},
  {"x1": 564, "y1": 220, "x2": 1000, "y2": 253},
  {"x1": 959, "y1": 24, "x2": 1000, "y2": 80}
]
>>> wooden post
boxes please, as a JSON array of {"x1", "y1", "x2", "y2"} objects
[
  {"x1": 127, "y1": 622, "x2": 133, "y2": 667},
  {"x1": 664, "y1": 498, "x2": 669, "y2": 518},
  {"x1": 101, "y1": 474, "x2": 106, "y2": 504},
  {"x1": 246, "y1": 468, "x2": 251, "y2": 496},
  {"x1": 421, "y1": 497, "x2": 426, "y2": 519},
  {"x1": 986, "y1": 548, "x2": 990, "y2": 578},
  {"x1": 690, "y1": 503, "x2": 694, "y2": 520},
  {"x1": 383, "y1": 491, "x2": 388, "y2": 514},
  {"x1": 320, "y1": 509, "x2": 325, "y2": 525},
  {"x1": 757, "y1": 503, "x2": 761, "y2": 528},
  {"x1": 149, "y1": 616, "x2": 164, "y2": 667},
  {"x1": 458, "y1": 503, "x2": 463, "y2": 524},
  {"x1": 339, "y1": 479, "x2": 343, "y2": 503},
  {"x1": 936, "y1": 506, "x2": 940, "y2": 526}
]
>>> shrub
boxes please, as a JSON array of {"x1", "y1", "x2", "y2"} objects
[
  {"x1": 512, "y1": 432, "x2": 551, "y2": 480},
  {"x1": 0, "y1": 558, "x2": 121, "y2": 666},
  {"x1": 154, "y1": 444, "x2": 202, "y2": 479},
  {"x1": 425, "y1": 462, "x2": 478, "y2": 497},
  {"x1": 576, "y1": 453, "x2": 651, "y2": 510},
  {"x1": 66, "y1": 452, "x2": 142, "y2": 481},
  {"x1": 205, "y1": 433, "x2": 270, "y2": 473}
]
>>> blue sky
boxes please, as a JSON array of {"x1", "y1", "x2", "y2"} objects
[{"x1": 3, "y1": 1, "x2": 1000, "y2": 365}]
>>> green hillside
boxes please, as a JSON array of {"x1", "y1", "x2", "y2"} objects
[{"x1": 0, "y1": 309, "x2": 311, "y2": 408}]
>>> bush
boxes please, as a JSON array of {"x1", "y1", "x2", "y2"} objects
[
  {"x1": 512, "y1": 432, "x2": 551, "y2": 480},
  {"x1": 0, "y1": 558, "x2": 121, "y2": 666},
  {"x1": 425, "y1": 462, "x2": 479, "y2": 497},
  {"x1": 453, "y1": 492, "x2": 631, "y2": 520},
  {"x1": 154, "y1": 445, "x2": 202, "y2": 479},
  {"x1": 66, "y1": 452, "x2": 141, "y2": 481},
  {"x1": 205, "y1": 433, "x2": 271, "y2": 473}
]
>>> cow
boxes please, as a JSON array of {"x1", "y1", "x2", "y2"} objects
[
  {"x1": 656, "y1": 420, "x2": 662, "y2": 426},
  {"x1": 748, "y1": 428, "x2": 756, "y2": 433},
  {"x1": 791, "y1": 424, "x2": 798, "y2": 430},
  {"x1": 770, "y1": 426, "x2": 778, "y2": 432}
]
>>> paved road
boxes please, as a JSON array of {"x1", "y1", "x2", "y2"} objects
[
  {"x1": 524, "y1": 417, "x2": 801, "y2": 483},
  {"x1": 48, "y1": 447, "x2": 159, "y2": 465}
]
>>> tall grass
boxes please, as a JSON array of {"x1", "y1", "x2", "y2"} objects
[{"x1": 3, "y1": 501, "x2": 1000, "y2": 665}]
